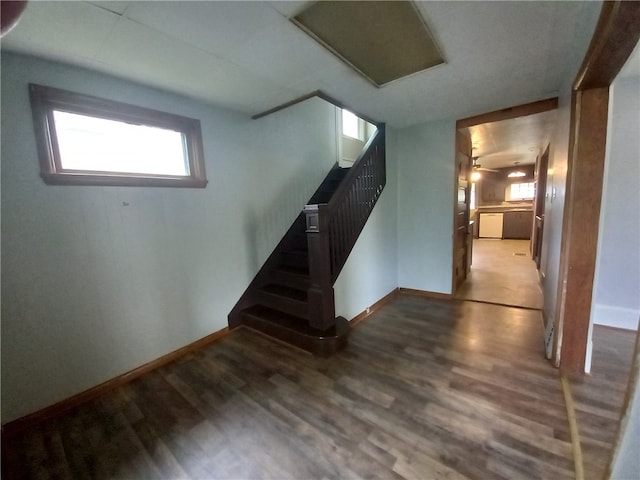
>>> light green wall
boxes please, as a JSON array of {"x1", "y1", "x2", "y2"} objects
[
  {"x1": 396, "y1": 120, "x2": 455, "y2": 294},
  {"x1": 1, "y1": 53, "x2": 340, "y2": 422}
]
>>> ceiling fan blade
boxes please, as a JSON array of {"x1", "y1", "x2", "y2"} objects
[{"x1": 478, "y1": 167, "x2": 499, "y2": 172}]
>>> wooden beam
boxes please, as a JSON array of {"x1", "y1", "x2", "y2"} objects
[
  {"x1": 557, "y1": 87, "x2": 609, "y2": 375},
  {"x1": 456, "y1": 97, "x2": 558, "y2": 129},
  {"x1": 574, "y1": 1, "x2": 640, "y2": 90}
]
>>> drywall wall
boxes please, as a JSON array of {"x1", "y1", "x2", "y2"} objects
[
  {"x1": 590, "y1": 75, "x2": 640, "y2": 331},
  {"x1": 396, "y1": 120, "x2": 455, "y2": 294},
  {"x1": 540, "y1": 88, "x2": 571, "y2": 358},
  {"x1": 0, "y1": 53, "x2": 339, "y2": 422},
  {"x1": 334, "y1": 128, "x2": 398, "y2": 319}
]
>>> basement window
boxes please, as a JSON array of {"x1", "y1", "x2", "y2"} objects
[{"x1": 29, "y1": 84, "x2": 207, "y2": 187}]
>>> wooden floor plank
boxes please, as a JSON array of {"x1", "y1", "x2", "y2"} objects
[
  {"x1": 3, "y1": 295, "x2": 634, "y2": 479},
  {"x1": 569, "y1": 325, "x2": 636, "y2": 480}
]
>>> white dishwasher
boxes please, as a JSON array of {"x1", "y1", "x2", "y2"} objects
[{"x1": 479, "y1": 213, "x2": 504, "y2": 238}]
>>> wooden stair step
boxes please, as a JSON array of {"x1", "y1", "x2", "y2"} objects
[
  {"x1": 280, "y1": 249, "x2": 308, "y2": 269},
  {"x1": 261, "y1": 284, "x2": 307, "y2": 302},
  {"x1": 271, "y1": 265, "x2": 310, "y2": 289},
  {"x1": 240, "y1": 305, "x2": 349, "y2": 357},
  {"x1": 289, "y1": 233, "x2": 308, "y2": 251},
  {"x1": 256, "y1": 284, "x2": 308, "y2": 318},
  {"x1": 308, "y1": 167, "x2": 350, "y2": 204}
]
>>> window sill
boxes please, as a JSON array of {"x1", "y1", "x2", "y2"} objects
[{"x1": 41, "y1": 172, "x2": 208, "y2": 188}]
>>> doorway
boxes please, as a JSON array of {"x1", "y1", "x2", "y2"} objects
[{"x1": 453, "y1": 101, "x2": 558, "y2": 310}]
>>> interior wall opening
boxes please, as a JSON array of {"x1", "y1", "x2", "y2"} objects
[{"x1": 454, "y1": 107, "x2": 557, "y2": 311}]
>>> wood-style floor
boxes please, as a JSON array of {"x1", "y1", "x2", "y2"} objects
[
  {"x1": 455, "y1": 239, "x2": 543, "y2": 310},
  {"x1": 570, "y1": 325, "x2": 637, "y2": 480},
  {"x1": 3, "y1": 294, "x2": 634, "y2": 479}
]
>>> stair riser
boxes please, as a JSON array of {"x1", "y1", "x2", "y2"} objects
[
  {"x1": 289, "y1": 235, "x2": 308, "y2": 251},
  {"x1": 270, "y1": 270, "x2": 310, "y2": 290},
  {"x1": 255, "y1": 291, "x2": 308, "y2": 319},
  {"x1": 280, "y1": 252, "x2": 308, "y2": 269}
]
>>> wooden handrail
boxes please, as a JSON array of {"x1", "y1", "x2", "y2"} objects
[
  {"x1": 327, "y1": 126, "x2": 386, "y2": 281},
  {"x1": 325, "y1": 125, "x2": 385, "y2": 216},
  {"x1": 304, "y1": 125, "x2": 386, "y2": 330}
]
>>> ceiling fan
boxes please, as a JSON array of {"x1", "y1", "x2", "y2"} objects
[{"x1": 472, "y1": 156, "x2": 498, "y2": 172}]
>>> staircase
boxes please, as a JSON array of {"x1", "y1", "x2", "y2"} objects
[{"x1": 228, "y1": 125, "x2": 386, "y2": 356}]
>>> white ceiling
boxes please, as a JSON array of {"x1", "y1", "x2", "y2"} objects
[
  {"x1": 466, "y1": 109, "x2": 557, "y2": 169},
  {"x1": 2, "y1": 0, "x2": 602, "y2": 131},
  {"x1": 5, "y1": 1, "x2": 603, "y2": 170}
]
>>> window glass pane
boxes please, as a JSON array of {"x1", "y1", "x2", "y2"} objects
[
  {"x1": 53, "y1": 111, "x2": 189, "y2": 176},
  {"x1": 509, "y1": 182, "x2": 535, "y2": 200},
  {"x1": 342, "y1": 109, "x2": 361, "y2": 139}
]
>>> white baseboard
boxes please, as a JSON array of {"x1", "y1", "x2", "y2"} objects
[{"x1": 592, "y1": 304, "x2": 639, "y2": 331}]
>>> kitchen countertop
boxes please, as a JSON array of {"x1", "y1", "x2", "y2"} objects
[{"x1": 476, "y1": 203, "x2": 533, "y2": 213}]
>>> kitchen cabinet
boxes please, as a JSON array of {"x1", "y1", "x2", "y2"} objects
[
  {"x1": 503, "y1": 211, "x2": 533, "y2": 239},
  {"x1": 481, "y1": 180, "x2": 505, "y2": 204}
]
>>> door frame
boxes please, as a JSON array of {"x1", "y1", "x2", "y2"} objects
[
  {"x1": 452, "y1": 129, "x2": 472, "y2": 293},
  {"x1": 453, "y1": 98, "x2": 558, "y2": 295},
  {"x1": 551, "y1": 1, "x2": 640, "y2": 374}
]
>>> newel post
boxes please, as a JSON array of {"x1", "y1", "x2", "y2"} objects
[{"x1": 304, "y1": 204, "x2": 336, "y2": 331}]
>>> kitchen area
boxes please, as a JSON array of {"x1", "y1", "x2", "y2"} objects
[
  {"x1": 459, "y1": 162, "x2": 543, "y2": 310},
  {"x1": 472, "y1": 164, "x2": 535, "y2": 242},
  {"x1": 455, "y1": 107, "x2": 555, "y2": 310}
]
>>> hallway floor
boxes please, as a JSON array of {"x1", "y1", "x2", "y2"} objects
[
  {"x1": 3, "y1": 293, "x2": 635, "y2": 479},
  {"x1": 455, "y1": 239, "x2": 543, "y2": 310},
  {"x1": 4, "y1": 295, "x2": 570, "y2": 479}
]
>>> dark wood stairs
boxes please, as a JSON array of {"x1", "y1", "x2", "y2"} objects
[
  {"x1": 228, "y1": 125, "x2": 385, "y2": 357},
  {"x1": 228, "y1": 166, "x2": 351, "y2": 356}
]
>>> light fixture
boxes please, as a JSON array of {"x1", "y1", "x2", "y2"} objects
[
  {"x1": 471, "y1": 171, "x2": 481, "y2": 182},
  {"x1": 508, "y1": 171, "x2": 526, "y2": 178}
]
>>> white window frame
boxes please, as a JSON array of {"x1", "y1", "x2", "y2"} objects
[
  {"x1": 29, "y1": 84, "x2": 207, "y2": 188},
  {"x1": 507, "y1": 181, "x2": 535, "y2": 201}
]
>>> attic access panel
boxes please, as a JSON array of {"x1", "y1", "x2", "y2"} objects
[{"x1": 292, "y1": 1, "x2": 444, "y2": 87}]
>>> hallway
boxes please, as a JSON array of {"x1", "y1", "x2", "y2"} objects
[{"x1": 456, "y1": 239, "x2": 543, "y2": 310}]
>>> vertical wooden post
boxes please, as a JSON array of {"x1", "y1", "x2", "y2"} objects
[
  {"x1": 555, "y1": 87, "x2": 609, "y2": 374},
  {"x1": 304, "y1": 204, "x2": 336, "y2": 331}
]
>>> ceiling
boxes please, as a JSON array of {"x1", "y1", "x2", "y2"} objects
[
  {"x1": 466, "y1": 29, "x2": 639, "y2": 170},
  {"x1": 2, "y1": 0, "x2": 602, "y2": 131},
  {"x1": 466, "y1": 109, "x2": 557, "y2": 169}
]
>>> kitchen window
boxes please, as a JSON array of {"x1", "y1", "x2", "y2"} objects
[
  {"x1": 29, "y1": 84, "x2": 207, "y2": 187},
  {"x1": 507, "y1": 182, "x2": 535, "y2": 201}
]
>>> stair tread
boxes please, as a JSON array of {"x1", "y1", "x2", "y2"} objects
[
  {"x1": 282, "y1": 248, "x2": 308, "y2": 256},
  {"x1": 274, "y1": 265, "x2": 309, "y2": 276},
  {"x1": 261, "y1": 283, "x2": 307, "y2": 302},
  {"x1": 242, "y1": 305, "x2": 342, "y2": 336}
]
